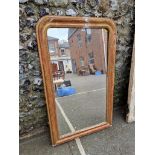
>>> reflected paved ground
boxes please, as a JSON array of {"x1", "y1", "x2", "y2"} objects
[
  {"x1": 19, "y1": 109, "x2": 135, "y2": 155},
  {"x1": 62, "y1": 73, "x2": 106, "y2": 93},
  {"x1": 56, "y1": 90, "x2": 106, "y2": 135},
  {"x1": 56, "y1": 74, "x2": 106, "y2": 135}
]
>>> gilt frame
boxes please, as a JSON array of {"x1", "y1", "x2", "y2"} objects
[{"x1": 36, "y1": 16, "x2": 116, "y2": 146}]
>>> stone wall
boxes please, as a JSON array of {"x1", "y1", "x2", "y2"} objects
[{"x1": 19, "y1": 0, "x2": 135, "y2": 136}]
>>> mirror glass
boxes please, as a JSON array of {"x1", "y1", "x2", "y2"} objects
[{"x1": 47, "y1": 28, "x2": 108, "y2": 136}]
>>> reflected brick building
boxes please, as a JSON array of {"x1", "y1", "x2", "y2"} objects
[
  {"x1": 48, "y1": 36, "x2": 59, "y2": 56},
  {"x1": 68, "y1": 28, "x2": 107, "y2": 74},
  {"x1": 47, "y1": 36, "x2": 73, "y2": 73}
]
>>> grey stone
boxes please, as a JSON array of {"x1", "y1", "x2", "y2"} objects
[
  {"x1": 98, "y1": 0, "x2": 109, "y2": 12},
  {"x1": 27, "y1": 40, "x2": 33, "y2": 49},
  {"x1": 84, "y1": 4, "x2": 92, "y2": 13},
  {"x1": 33, "y1": 71, "x2": 41, "y2": 76},
  {"x1": 20, "y1": 79, "x2": 31, "y2": 86},
  {"x1": 66, "y1": 8, "x2": 77, "y2": 16},
  {"x1": 32, "y1": 85, "x2": 44, "y2": 92},
  {"x1": 37, "y1": 100, "x2": 45, "y2": 107},
  {"x1": 56, "y1": 9, "x2": 65, "y2": 16},
  {"x1": 19, "y1": 45, "x2": 25, "y2": 50},
  {"x1": 19, "y1": 0, "x2": 29, "y2": 3},
  {"x1": 27, "y1": 39, "x2": 37, "y2": 50},
  {"x1": 33, "y1": 78, "x2": 42, "y2": 85},
  {"x1": 19, "y1": 18, "x2": 27, "y2": 30},
  {"x1": 69, "y1": 0, "x2": 77, "y2": 2},
  {"x1": 88, "y1": 0, "x2": 98, "y2": 7},
  {"x1": 116, "y1": 61, "x2": 123, "y2": 69},
  {"x1": 20, "y1": 33, "x2": 31, "y2": 43},
  {"x1": 117, "y1": 45, "x2": 126, "y2": 51},
  {"x1": 19, "y1": 6, "x2": 25, "y2": 16},
  {"x1": 19, "y1": 50, "x2": 29, "y2": 58},
  {"x1": 28, "y1": 110, "x2": 35, "y2": 116},
  {"x1": 20, "y1": 112, "x2": 27, "y2": 118},
  {"x1": 19, "y1": 65, "x2": 24, "y2": 74},
  {"x1": 25, "y1": 6, "x2": 34, "y2": 16},
  {"x1": 28, "y1": 64, "x2": 33, "y2": 69},
  {"x1": 19, "y1": 125, "x2": 21, "y2": 131},
  {"x1": 27, "y1": 103, "x2": 33, "y2": 107},
  {"x1": 50, "y1": 0, "x2": 68, "y2": 7},
  {"x1": 69, "y1": 0, "x2": 84, "y2": 3},
  {"x1": 29, "y1": 95, "x2": 38, "y2": 101},
  {"x1": 39, "y1": 8, "x2": 49, "y2": 17},
  {"x1": 34, "y1": 0, "x2": 48, "y2": 5},
  {"x1": 110, "y1": 0, "x2": 119, "y2": 11},
  {"x1": 26, "y1": 17, "x2": 36, "y2": 28},
  {"x1": 93, "y1": 10, "x2": 102, "y2": 17}
]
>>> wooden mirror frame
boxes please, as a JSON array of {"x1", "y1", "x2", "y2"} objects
[{"x1": 36, "y1": 16, "x2": 116, "y2": 146}]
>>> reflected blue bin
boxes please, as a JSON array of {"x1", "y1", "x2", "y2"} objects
[
  {"x1": 95, "y1": 71, "x2": 102, "y2": 76},
  {"x1": 57, "y1": 87, "x2": 76, "y2": 97},
  {"x1": 56, "y1": 87, "x2": 64, "y2": 97}
]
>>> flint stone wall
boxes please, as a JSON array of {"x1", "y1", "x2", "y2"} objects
[{"x1": 19, "y1": 0, "x2": 135, "y2": 136}]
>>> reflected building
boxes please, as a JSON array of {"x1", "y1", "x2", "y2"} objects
[
  {"x1": 48, "y1": 36, "x2": 73, "y2": 73},
  {"x1": 68, "y1": 28, "x2": 107, "y2": 74}
]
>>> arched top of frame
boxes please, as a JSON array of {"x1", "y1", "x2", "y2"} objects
[{"x1": 36, "y1": 15, "x2": 116, "y2": 34}]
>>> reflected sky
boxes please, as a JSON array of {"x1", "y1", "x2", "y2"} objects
[{"x1": 47, "y1": 28, "x2": 69, "y2": 41}]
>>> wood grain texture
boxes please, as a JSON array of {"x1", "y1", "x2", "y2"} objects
[{"x1": 36, "y1": 16, "x2": 116, "y2": 146}]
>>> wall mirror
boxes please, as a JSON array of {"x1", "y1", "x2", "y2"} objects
[{"x1": 36, "y1": 16, "x2": 116, "y2": 146}]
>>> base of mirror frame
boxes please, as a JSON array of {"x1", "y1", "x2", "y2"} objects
[{"x1": 54, "y1": 122, "x2": 111, "y2": 146}]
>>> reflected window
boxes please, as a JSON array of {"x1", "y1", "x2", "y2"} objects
[
  {"x1": 77, "y1": 34, "x2": 82, "y2": 48},
  {"x1": 49, "y1": 43, "x2": 56, "y2": 53},
  {"x1": 86, "y1": 29, "x2": 91, "y2": 43},
  {"x1": 86, "y1": 29, "x2": 91, "y2": 35},
  {"x1": 88, "y1": 52, "x2": 94, "y2": 64},
  {"x1": 80, "y1": 57, "x2": 84, "y2": 66},
  {"x1": 61, "y1": 48, "x2": 65, "y2": 55},
  {"x1": 48, "y1": 36, "x2": 59, "y2": 54}
]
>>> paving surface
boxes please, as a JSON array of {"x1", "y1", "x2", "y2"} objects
[
  {"x1": 19, "y1": 109, "x2": 135, "y2": 155},
  {"x1": 57, "y1": 90, "x2": 106, "y2": 135},
  {"x1": 62, "y1": 74, "x2": 107, "y2": 93},
  {"x1": 56, "y1": 74, "x2": 106, "y2": 135}
]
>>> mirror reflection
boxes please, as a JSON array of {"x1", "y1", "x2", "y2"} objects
[{"x1": 47, "y1": 28, "x2": 108, "y2": 136}]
